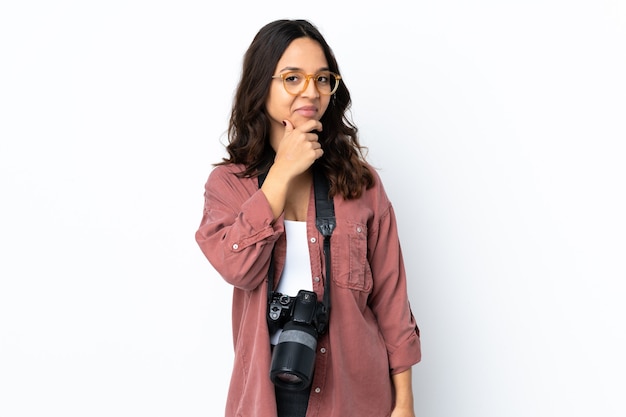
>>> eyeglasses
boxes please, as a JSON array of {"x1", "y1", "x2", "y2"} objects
[{"x1": 271, "y1": 71, "x2": 342, "y2": 96}]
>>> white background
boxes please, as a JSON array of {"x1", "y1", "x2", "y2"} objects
[{"x1": 1, "y1": 1, "x2": 625, "y2": 416}]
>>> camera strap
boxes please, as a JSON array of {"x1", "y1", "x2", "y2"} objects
[{"x1": 258, "y1": 165, "x2": 335, "y2": 334}]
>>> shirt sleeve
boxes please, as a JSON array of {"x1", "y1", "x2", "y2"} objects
[
  {"x1": 195, "y1": 165, "x2": 284, "y2": 290},
  {"x1": 367, "y1": 189, "x2": 421, "y2": 374}
]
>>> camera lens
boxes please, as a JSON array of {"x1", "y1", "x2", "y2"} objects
[
  {"x1": 269, "y1": 321, "x2": 317, "y2": 391},
  {"x1": 275, "y1": 373, "x2": 303, "y2": 384}
]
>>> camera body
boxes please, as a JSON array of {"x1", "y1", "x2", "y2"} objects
[
  {"x1": 267, "y1": 289, "x2": 328, "y2": 391},
  {"x1": 268, "y1": 289, "x2": 327, "y2": 334}
]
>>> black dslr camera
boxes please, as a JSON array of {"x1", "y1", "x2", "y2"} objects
[{"x1": 267, "y1": 289, "x2": 328, "y2": 391}]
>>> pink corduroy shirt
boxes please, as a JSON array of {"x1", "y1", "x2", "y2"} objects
[{"x1": 195, "y1": 163, "x2": 421, "y2": 417}]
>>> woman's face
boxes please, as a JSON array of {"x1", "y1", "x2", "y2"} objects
[{"x1": 266, "y1": 37, "x2": 332, "y2": 150}]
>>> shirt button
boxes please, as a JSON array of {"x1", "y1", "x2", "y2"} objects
[
  {"x1": 310, "y1": 237, "x2": 317, "y2": 243},
  {"x1": 232, "y1": 243, "x2": 239, "y2": 250},
  {"x1": 356, "y1": 227, "x2": 362, "y2": 233},
  {"x1": 315, "y1": 387, "x2": 321, "y2": 394},
  {"x1": 320, "y1": 347, "x2": 326, "y2": 354},
  {"x1": 314, "y1": 276, "x2": 320, "y2": 283}
]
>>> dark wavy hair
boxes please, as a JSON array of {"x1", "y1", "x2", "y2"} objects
[{"x1": 217, "y1": 19, "x2": 374, "y2": 199}]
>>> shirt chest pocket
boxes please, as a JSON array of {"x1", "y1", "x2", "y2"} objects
[{"x1": 330, "y1": 220, "x2": 373, "y2": 292}]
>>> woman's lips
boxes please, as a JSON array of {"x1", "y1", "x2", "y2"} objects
[{"x1": 295, "y1": 106, "x2": 317, "y2": 118}]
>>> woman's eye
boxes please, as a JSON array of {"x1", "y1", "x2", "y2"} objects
[
  {"x1": 284, "y1": 74, "x2": 301, "y2": 83},
  {"x1": 316, "y1": 74, "x2": 330, "y2": 84}
]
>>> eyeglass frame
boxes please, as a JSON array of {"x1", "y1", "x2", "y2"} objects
[{"x1": 271, "y1": 71, "x2": 342, "y2": 96}]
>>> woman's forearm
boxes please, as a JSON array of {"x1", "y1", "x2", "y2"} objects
[{"x1": 391, "y1": 368, "x2": 415, "y2": 417}]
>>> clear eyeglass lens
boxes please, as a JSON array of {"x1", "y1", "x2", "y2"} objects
[{"x1": 282, "y1": 72, "x2": 338, "y2": 95}]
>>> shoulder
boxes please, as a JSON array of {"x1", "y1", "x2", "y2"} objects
[
  {"x1": 361, "y1": 163, "x2": 390, "y2": 204},
  {"x1": 206, "y1": 163, "x2": 250, "y2": 187},
  {"x1": 208, "y1": 163, "x2": 246, "y2": 180},
  {"x1": 204, "y1": 163, "x2": 257, "y2": 195},
  {"x1": 364, "y1": 162, "x2": 383, "y2": 184},
  {"x1": 201, "y1": 164, "x2": 263, "y2": 212},
  {"x1": 333, "y1": 162, "x2": 392, "y2": 220}
]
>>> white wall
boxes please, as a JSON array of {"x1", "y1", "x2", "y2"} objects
[{"x1": 1, "y1": 1, "x2": 624, "y2": 416}]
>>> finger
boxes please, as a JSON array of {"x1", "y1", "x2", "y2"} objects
[
  {"x1": 297, "y1": 119, "x2": 322, "y2": 133},
  {"x1": 282, "y1": 119, "x2": 295, "y2": 134}
]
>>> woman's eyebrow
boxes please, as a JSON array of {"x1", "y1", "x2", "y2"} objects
[{"x1": 277, "y1": 66, "x2": 330, "y2": 73}]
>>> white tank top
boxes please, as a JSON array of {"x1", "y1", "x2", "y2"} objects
[
  {"x1": 270, "y1": 220, "x2": 313, "y2": 344},
  {"x1": 275, "y1": 220, "x2": 313, "y2": 295}
]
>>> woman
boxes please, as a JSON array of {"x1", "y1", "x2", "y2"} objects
[{"x1": 195, "y1": 19, "x2": 421, "y2": 417}]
